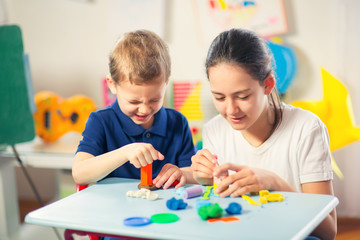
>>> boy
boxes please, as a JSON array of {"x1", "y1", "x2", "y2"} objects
[{"x1": 72, "y1": 30, "x2": 195, "y2": 189}]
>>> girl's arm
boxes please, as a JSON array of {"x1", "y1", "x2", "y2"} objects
[
  {"x1": 214, "y1": 164, "x2": 336, "y2": 239},
  {"x1": 213, "y1": 164, "x2": 296, "y2": 197},
  {"x1": 181, "y1": 166, "x2": 198, "y2": 184},
  {"x1": 302, "y1": 181, "x2": 337, "y2": 240},
  {"x1": 190, "y1": 149, "x2": 218, "y2": 186}
]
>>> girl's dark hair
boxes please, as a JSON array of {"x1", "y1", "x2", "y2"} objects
[{"x1": 205, "y1": 28, "x2": 283, "y2": 130}]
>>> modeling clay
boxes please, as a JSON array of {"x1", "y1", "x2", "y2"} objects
[
  {"x1": 169, "y1": 179, "x2": 180, "y2": 187},
  {"x1": 259, "y1": 190, "x2": 284, "y2": 204},
  {"x1": 202, "y1": 186, "x2": 213, "y2": 199},
  {"x1": 166, "y1": 197, "x2": 188, "y2": 210},
  {"x1": 138, "y1": 163, "x2": 158, "y2": 190},
  {"x1": 241, "y1": 195, "x2": 261, "y2": 205},
  {"x1": 150, "y1": 213, "x2": 179, "y2": 223},
  {"x1": 259, "y1": 190, "x2": 270, "y2": 196},
  {"x1": 174, "y1": 187, "x2": 185, "y2": 196},
  {"x1": 198, "y1": 203, "x2": 223, "y2": 220},
  {"x1": 195, "y1": 199, "x2": 211, "y2": 210},
  {"x1": 225, "y1": 202, "x2": 242, "y2": 215},
  {"x1": 126, "y1": 188, "x2": 158, "y2": 200},
  {"x1": 183, "y1": 186, "x2": 203, "y2": 199},
  {"x1": 213, "y1": 165, "x2": 229, "y2": 196},
  {"x1": 207, "y1": 216, "x2": 240, "y2": 223},
  {"x1": 213, "y1": 181, "x2": 220, "y2": 196},
  {"x1": 123, "y1": 217, "x2": 151, "y2": 227}
]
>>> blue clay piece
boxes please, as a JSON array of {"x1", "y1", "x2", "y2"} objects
[
  {"x1": 225, "y1": 202, "x2": 242, "y2": 215},
  {"x1": 174, "y1": 187, "x2": 185, "y2": 196},
  {"x1": 195, "y1": 199, "x2": 211, "y2": 210},
  {"x1": 166, "y1": 197, "x2": 188, "y2": 210}
]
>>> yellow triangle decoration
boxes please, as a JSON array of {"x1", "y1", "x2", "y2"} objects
[{"x1": 292, "y1": 68, "x2": 360, "y2": 179}]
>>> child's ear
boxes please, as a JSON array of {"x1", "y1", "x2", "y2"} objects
[
  {"x1": 106, "y1": 75, "x2": 117, "y2": 95},
  {"x1": 264, "y1": 75, "x2": 275, "y2": 95}
]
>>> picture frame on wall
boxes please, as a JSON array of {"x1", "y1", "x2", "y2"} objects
[{"x1": 195, "y1": 0, "x2": 288, "y2": 42}]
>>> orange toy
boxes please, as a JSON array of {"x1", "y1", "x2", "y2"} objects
[
  {"x1": 138, "y1": 163, "x2": 158, "y2": 190},
  {"x1": 33, "y1": 91, "x2": 96, "y2": 142},
  {"x1": 137, "y1": 163, "x2": 180, "y2": 190},
  {"x1": 140, "y1": 164, "x2": 153, "y2": 186}
]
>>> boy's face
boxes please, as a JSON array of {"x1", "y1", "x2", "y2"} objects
[{"x1": 108, "y1": 76, "x2": 168, "y2": 129}]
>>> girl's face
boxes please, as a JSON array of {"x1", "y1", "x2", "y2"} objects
[
  {"x1": 107, "y1": 76, "x2": 167, "y2": 129},
  {"x1": 208, "y1": 63, "x2": 272, "y2": 132}
]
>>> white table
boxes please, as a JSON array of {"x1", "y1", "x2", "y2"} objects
[
  {"x1": 26, "y1": 177, "x2": 339, "y2": 240},
  {"x1": 0, "y1": 133, "x2": 80, "y2": 240}
]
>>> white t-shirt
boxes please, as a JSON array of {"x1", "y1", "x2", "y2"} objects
[{"x1": 203, "y1": 103, "x2": 333, "y2": 192}]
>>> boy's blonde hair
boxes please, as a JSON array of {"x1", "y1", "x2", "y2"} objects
[{"x1": 109, "y1": 30, "x2": 171, "y2": 85}]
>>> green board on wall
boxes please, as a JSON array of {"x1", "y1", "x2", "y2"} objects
[{"x1": 0, "y1": 25, "x2": 35, "y2": 145}]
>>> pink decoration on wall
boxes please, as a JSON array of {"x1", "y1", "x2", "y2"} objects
[{"x1": 102, "y1": 77, "x2": 116, "y2": 107}]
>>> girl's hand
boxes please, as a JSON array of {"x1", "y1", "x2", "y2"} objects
[
  {"x1": 153, "y1": 163, "x2": 185, "y2": 189},
  {"x1": 214, "y1": 163, "x2": 277, "y2": 198},
  {"x1": 190, "y1": 149, "x2": 217, "y2": 185},
  {"x1": 123, "y1": 143, "x2": 164, "y2": 168}
]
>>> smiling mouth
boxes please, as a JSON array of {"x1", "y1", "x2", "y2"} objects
[
  {"x1": 135, "y1": 114, "x2": 149, "y2": 121},
  {"x1": 230, "y1": 116, "x2": 245, "y2": 123}
]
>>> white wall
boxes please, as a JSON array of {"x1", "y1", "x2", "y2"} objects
[
  {"x1": 3, "y1": 0, "x2": 360, "y2": 217},
  {"x1": 4, "y1": 0, "x2": 111, "y2": 105},
  {"x1": 1, "y1": 0, "x2": 342, "y2": 104},
  {"x1": 331, "y1": 0, "x2": 360, "y2": 218}
]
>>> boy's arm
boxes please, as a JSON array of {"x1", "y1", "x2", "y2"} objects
[
  {"x1": 72, "y1": 150, "x2": 129, "y2": 185},
  {"x1": 72, "y1": 143, "x2": 164, "y2": 185},
  {"x1": 152, "y1": 164, "x2": 197, "y2": 189}
]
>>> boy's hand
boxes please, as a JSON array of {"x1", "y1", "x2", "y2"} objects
[
  {"x1": 123, "y1": 143, "x2": 164, "y2": 168},
  {"x1": 190, "y1": 149, "x2": 217, "y2": 185},
  {"x1": 153, "y1": 163, "x2": 185, "y2": 189}
]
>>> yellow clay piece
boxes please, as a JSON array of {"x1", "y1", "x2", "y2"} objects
[
  {"x1": 242, "y1": 195, "x2": 261, "y2": 205},
  {"x1": 259, "y1": 196, "x2": 268, "y2": 204},
  {"x1": 259, "y1": 190, "x2": 270, "y2": 196},
  {"x1": 258, "y1": 190, "x2": 285, "y2": 204},
  {"x1": 267, "y1": 195, "x2": 285, "y2": 202}
]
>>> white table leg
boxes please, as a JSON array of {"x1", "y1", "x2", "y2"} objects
[{"x1": 0, "y1": 156, "x2": 20, "y2": 240}]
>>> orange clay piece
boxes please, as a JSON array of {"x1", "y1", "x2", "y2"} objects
[
  {"x1": 138, "y1": 163, "x2": 158, "y2": 190},
  {"x1": 207, "y1": 216, "x2": 241, "y2": 223},
  {"x1": 140, "y1": 164, "x2": 153, "y2": 186}
]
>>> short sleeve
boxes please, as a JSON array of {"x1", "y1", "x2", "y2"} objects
[
  {"x1": 76, "y1": 112, "x2": 106, "y2": 156},
  {"x1": 297, "y1": 119, "x2": 333, "y2": 184}
]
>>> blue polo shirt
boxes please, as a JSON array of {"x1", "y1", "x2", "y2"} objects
[{"x1": 77, "y1": 100, "x2": 195, "y2": 180}]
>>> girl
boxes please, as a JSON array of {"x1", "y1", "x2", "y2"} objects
[{"x1": 191, "y1": 29, "x2": 336, "y2": 240}]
